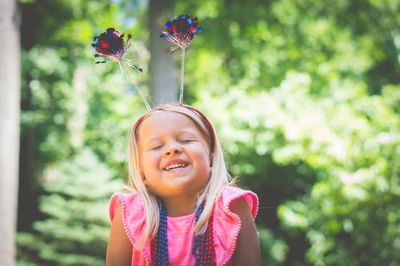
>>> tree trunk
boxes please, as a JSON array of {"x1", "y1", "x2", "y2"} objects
[
  {"x1": 149, "y1": 0, "x2": 177, "y2": 106},
  {"x1": 0, "y1": 0, "x2": 20, "y2": 265}
]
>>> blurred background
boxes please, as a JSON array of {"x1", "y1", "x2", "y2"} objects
[{"x1": 1, "y1": 0, "x2": 400, "y2": 265}]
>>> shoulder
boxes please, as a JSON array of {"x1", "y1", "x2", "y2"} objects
[
  {"x1": 217, "y1": 185, "x2": 259, "y2": 218},
  {"x1": 107, "y1": 192, "x2": 151, "y2": 264},
  {"x1": 109, "y1": 191, "x2": 142, "y2": 222},
  {"x1": 108, "y1": 192, "x2": 147, "y2": 247},
  {"x1": 212, "y1": 186, "x2": 260, "y2": 265},
  {"x1": 219, "y1": 186, "x2": 261, "y2": 265}
]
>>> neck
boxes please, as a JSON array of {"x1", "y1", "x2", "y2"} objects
[{"x1": 161, "y1": 195, "x2": 198, "y2": 217}]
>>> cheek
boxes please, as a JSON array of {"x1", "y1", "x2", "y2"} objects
[
  {"x1": 197, "y1": 144, "x2": 212, "y2": 165},
  {"x1": 194, "y1": 149, "x2": 211, "y2": 170},
  {"x1": 140, "y1": 153, "x2": 160, "y2": 172}
]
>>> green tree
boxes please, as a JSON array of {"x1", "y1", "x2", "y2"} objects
[{"x1": 17, "y1": 149, "x2": 123, "y2": 266}]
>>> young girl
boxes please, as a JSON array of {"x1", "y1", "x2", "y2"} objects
[{"x1": 106, "y1": 104, "x2": 260, "y2": 266}]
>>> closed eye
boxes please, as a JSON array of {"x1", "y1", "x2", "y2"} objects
[
  {"x1": 148, "y1": 144, "x2": 163, "y2": 151},
  {"x1": 179, "y1": 139, "x2": 196, "y2": 143}
]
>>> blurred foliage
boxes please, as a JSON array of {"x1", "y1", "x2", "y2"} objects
[
  {"x1": 197, "y1": 73, "x2": 400, "y2": 266},
  {"x1": 17, "y1": 149, "x2": 124, "y2": 265},
  {"x1": 258, "y1": 226, "x2": 288, "y2": 265},
  {"x1": 18, "y1": 0, "x2": 400, "y2": 265}
]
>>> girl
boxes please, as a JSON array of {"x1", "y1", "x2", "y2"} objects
[{"x1": 106, "y1": 104, "x2": 260, "y2": 266}]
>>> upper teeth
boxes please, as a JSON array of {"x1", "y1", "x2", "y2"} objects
[{"x1": 165, "y1": 163, "x2": 186, "y2": 171}]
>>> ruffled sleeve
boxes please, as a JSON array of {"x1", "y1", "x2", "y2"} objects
[
  {"x1": 213, "y1": 185, "x2": 259, "y2": 265},
  {"x1": 109, "y1": 192, "x2": 151, "y2": 265}
]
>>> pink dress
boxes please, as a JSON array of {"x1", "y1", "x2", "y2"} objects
[{"x1": 109, "y1": 185, "x2": 259, "y2": 266}]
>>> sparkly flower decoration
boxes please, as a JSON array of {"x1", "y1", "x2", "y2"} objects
[
  {"x1": 92, "y1": 28, "x2": 143, "y2": 72},
  {"x1": 160, "y1": 15, "x2": 203, "y2": 104},
  {"x1": 160, "y1": 15, "x2": 203, "y2": 53},
  {"x1": 91, "y1": 28, "x2": 151, "y2": 110}
]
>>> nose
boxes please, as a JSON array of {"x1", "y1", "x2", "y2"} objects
[{"x1": 163, "y1": 141, "x2": 182, "y2": 156}]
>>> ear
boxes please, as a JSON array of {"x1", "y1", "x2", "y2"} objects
[
  {"x1": 140, "y1": 168, "x2": 147, "y2": 182},
  {"x1": 142, "y1": 175, "x2": 149, "y2": 187}
]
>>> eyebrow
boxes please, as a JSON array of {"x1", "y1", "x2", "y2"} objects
[
  {"x1": 142, "y1": 137, "x2": 162, "y2": 146},
  {"x1": 143, "y1": 130, "x2": 198, "y2": 143},
  {"x1": 177, "y1": 131, "x2": 197, "y2": 137}
]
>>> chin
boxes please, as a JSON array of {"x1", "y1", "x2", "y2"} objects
[{"x1": 161, "y1": 178, "x2": 209, "y2": 197}]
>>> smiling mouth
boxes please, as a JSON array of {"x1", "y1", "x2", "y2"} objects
[{"x1": 164, "y1": 163, "x2": 188, "y2": 171}]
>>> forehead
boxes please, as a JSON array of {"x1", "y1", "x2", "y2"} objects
[{"x1": 137, "y1": 111, "x2": 202, "y2": 138}]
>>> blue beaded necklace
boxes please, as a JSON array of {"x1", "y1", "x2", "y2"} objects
[{"x1": 151, "y1": 199, "x2": 215, "y2": 266}]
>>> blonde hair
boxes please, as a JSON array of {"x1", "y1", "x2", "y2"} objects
[{"x1": 128, "y1": 104, "x2": 231, "y2": 246}]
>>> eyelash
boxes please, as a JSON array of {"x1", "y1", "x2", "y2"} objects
[
  {"x1": 150, "y1": 145, "x2": 162, "y2": 150},
  {"x1": 179, "y1": 139, "x2": 195, "y2": 143}
]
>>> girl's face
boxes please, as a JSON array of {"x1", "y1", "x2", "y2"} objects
[{"x1": 137, "y1": 111, "x2": 211, "y2": 200}]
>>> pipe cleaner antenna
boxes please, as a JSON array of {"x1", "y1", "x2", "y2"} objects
[
  {"x1": 92, "y1": 28, "x2": 152, "y2": 110},
  {"x1": 160, "y1": 15, "x2": 203, "y2": 104}
]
